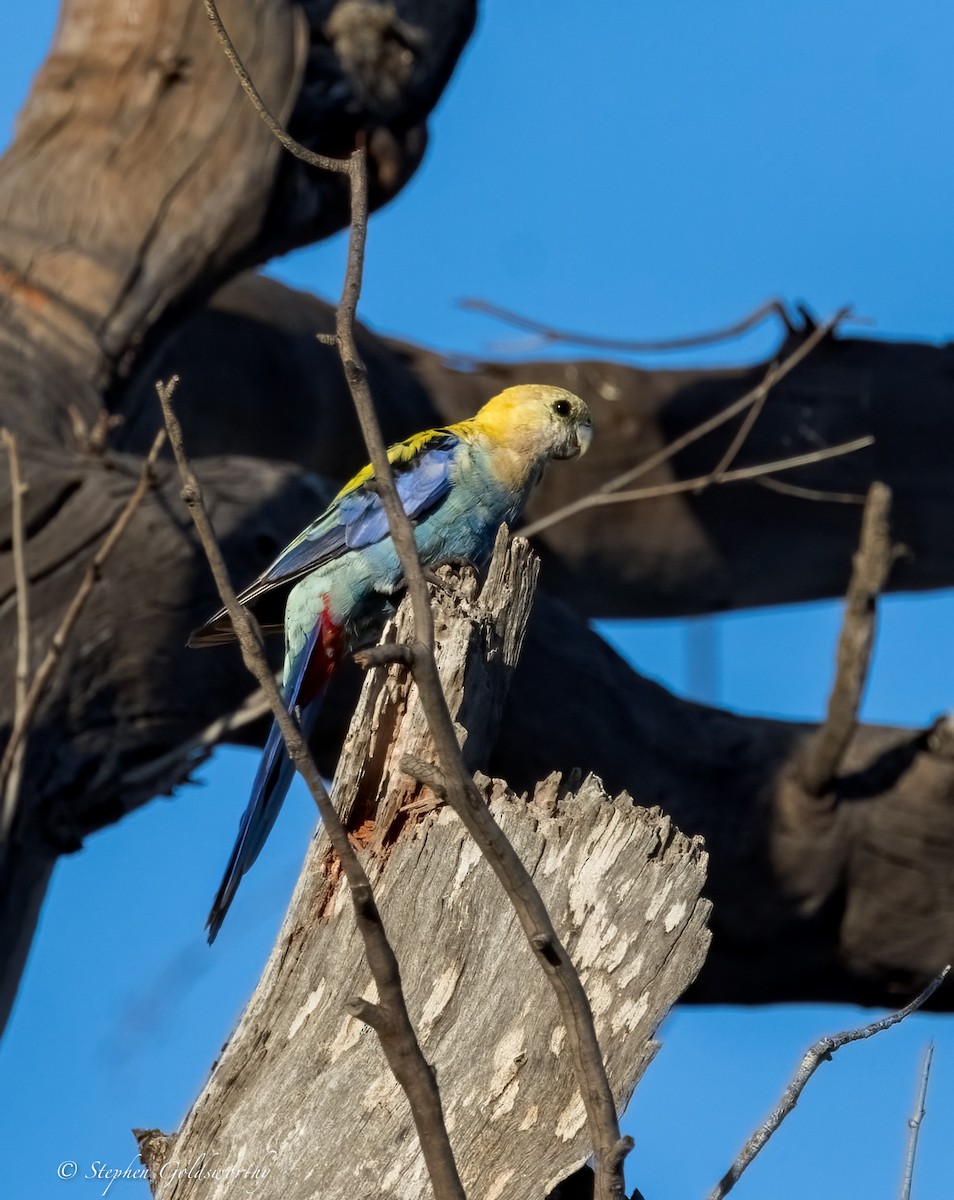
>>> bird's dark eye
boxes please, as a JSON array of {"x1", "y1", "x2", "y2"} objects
[{"x1": 553, "y1": 399, "x2": 571, "y2": 417}]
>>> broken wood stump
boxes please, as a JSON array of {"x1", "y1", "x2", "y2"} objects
[{"x1": 148, "y1": 532, "x2": 710, "y2": 1199}]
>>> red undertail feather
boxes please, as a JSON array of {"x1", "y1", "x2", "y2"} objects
[{"x1": 299, "y1": 601, "x2": 347, "y2": 707}]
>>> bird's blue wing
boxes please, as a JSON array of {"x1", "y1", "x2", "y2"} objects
[
  {"x1": 339, "y1": 444, "x2": 456, "y2": 549},
  {"x1": 247, "y1": 435, "x2": 458, "y2": 591},
  {"x1": 189, "y1": 431, "x2": 460, "y2": 647}
]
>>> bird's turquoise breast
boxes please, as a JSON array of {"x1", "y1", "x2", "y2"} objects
[{"x1": 284, "y1": 443, "x2": 525, "y2": 664}]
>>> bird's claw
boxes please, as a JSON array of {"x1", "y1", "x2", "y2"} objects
[
  {"x1": 422, "y1": 567, "x2": 453, "y2": 594},
  {"x1": 422, "y1": 561, "x2": 481, "y2": 615}
]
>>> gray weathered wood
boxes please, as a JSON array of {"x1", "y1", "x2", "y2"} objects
[{"x1": 148, "y1": 535, "x2": 710, "y2": 1200}]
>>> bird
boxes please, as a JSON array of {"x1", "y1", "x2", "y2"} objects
[{"x1": 191, "y1": 383, "x2": 593, "y2": 941}]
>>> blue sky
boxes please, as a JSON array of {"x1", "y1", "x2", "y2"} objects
[{"x1": 2, "y1": 3, "x2": 954, "y2": 1198}]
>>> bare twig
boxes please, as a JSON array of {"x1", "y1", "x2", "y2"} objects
[
  {"x1": 3, "y1": 432, "x2": 29, "y2": 718},
  {"x1": 206, "y1": 10, "x2": 630, "y2": 1192},
  {"x1": 606, "y1": 308, "x2": 845, "y2": 492},
  {"x1": 703, "y1": 376, "x2": 770, "y2": 487},
  {"x1": 329, "y1": 148, "x2": 629, "y2": 1200},
  {"x1": 520, "y1": 435, "x2": 873, "y2": 539},
  {"x1": 519, "y1": 309, "x2": 852, "y2": 539},
  {"x1": 158, "y1": 377, "x2": 465, "y2": 1200},
  {"x1": 698, "y1": 311, "x2": 846, "y2": 489},
  {"x1": 203, "y1": 0, "x2": 347, "y2": 174},
  {"x1": 900, "y1": 1042, "x2": 934, "y2": 1200},
  {"x1": 798, "y1": 482, "x2": 893, "y2": 796},
  {"x1": 708, "y1": 967, "x2": 950, "y2": 1200},
  {"x1": 458, "y1": 296, "x2": 795, "y2": 353},
  {"x1": 0, "y1": 429, "x2": 30, "y2": 840},
  {"x1": 119, "y1": 687, "x2": 275, "y2": 791},
  {"x1": 754, "y1": 475, "x2": 867, "y2": 505},
  {"x1": 353, "y1": 643, "x2": 417, "y2": 671},
  {"x1": 611, "y1": 438, "x2": 873, "y2": 499},
  {"x1": 0, "y1": 430, "x2": 167, "y2": 816}
]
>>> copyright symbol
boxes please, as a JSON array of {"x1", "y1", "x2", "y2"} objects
[{"x1": 57, "y1": 1161, "x2": 78, "y2": 1180}]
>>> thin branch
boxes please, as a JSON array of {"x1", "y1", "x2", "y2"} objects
[
  {"x1": 519, "y1": 308, "x2": 852, "y2": 539},
  {"x1": 900, "y1": 1041, "x2": 934, "y2": 1200},
  {"x1": 3, "y1": 432, "x2": 29, "y2": 719},
  {"x1": 207, "y1": 9, "x2": 631, "y2": 1186},
  {"x1": 610, "y1": 438, "x2": 874, "y2": 499},
  {"x1": 203, "y1": 0, "x2": 347, "y2": 174},
  {"x1": 703, "y1": 375, "x2": 770, "y2": 487},
  {"x1": 458, "y1": 296, "x2": 795, "y2": 353},
  {"x1": 521, "y1": 435, "x2": 873, "y2": 539},
  {"x1": 754, "y1": 475, "x2": 867, "y2": 505},
  {"x1": 708, "y1": 967, "x2": 950, "y2": 1200},
  {"x1": 798, "y1": 482, "x2": 893, "y2": 796},
  {"x1": 353, "y1": 643, "x2": 417, "y2": 671},
  {"x1": 401, "y1": 753, "x2": 448, "y2": 797},
  {"x1": 200, "y1": 6, "x2": 468, "y2": 1188},
  {"x1": 119, "y1": 687, "x2": 275, "y2": 791},
  {"x1": 329, "y1": 148, "x2": 629, "y2": 1200},
  {"x1": 0, "y1": 429, "x2": 30, "y2": 841},
  {"x1": 0, "y1": 429, "x2": 167, "y2": 816},
  {"x1": 157, "y1": 379, "x2": 465, "y2": 1200}
]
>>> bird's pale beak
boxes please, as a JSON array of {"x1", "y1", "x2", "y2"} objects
[{"x1": 554, "y1": 418, "x2": 593, "y2": 459}]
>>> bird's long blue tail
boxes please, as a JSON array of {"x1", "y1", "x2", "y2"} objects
[{"x1": 206, "y1": 617, "x2": 338, "y2": 943}]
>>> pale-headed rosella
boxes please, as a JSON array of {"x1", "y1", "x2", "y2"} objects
[{"x1": 192, "y1": 383, "x2": 593, "y2": 941}]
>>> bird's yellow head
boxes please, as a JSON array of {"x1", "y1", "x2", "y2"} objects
[{"x1": 472, "y1": 384, "x2": 593, "y2": 461}]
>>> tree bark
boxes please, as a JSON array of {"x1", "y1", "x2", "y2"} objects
[
  {"x1": 125, "y1": 272, "x2": 954, "y2": 618},
  {"x1": 142, "y1": 539, "x2": 710, "y2": 1200},
  {"x1": 0, "y1": 0, "x2": 475, "y2": 1032}
]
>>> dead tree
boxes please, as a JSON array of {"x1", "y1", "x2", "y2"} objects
[
  {"x1": 136, "y1": 536, "x2": 710, "y2": 1200},
  {"x1": 2, "y1": 0, "x2": 954, "y2": 1051}
]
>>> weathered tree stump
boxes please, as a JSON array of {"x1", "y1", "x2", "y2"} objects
[{"x1": 146, "y1": 534, "x2": 710, "y2": 1199}]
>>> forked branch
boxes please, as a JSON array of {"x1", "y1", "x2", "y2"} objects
[
  {"x1": 519, "y1": 308, "x2": 861, "y2": 540},
  {"x1": 204, "y1": 4, "x2": 629, "y2": 1195},
  {"x1": 521, "y1": 436, "x2": 872, "y2": 539},
  {"x1": 708, "y1": 967, "x2": 949, "y2": 1200}
]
